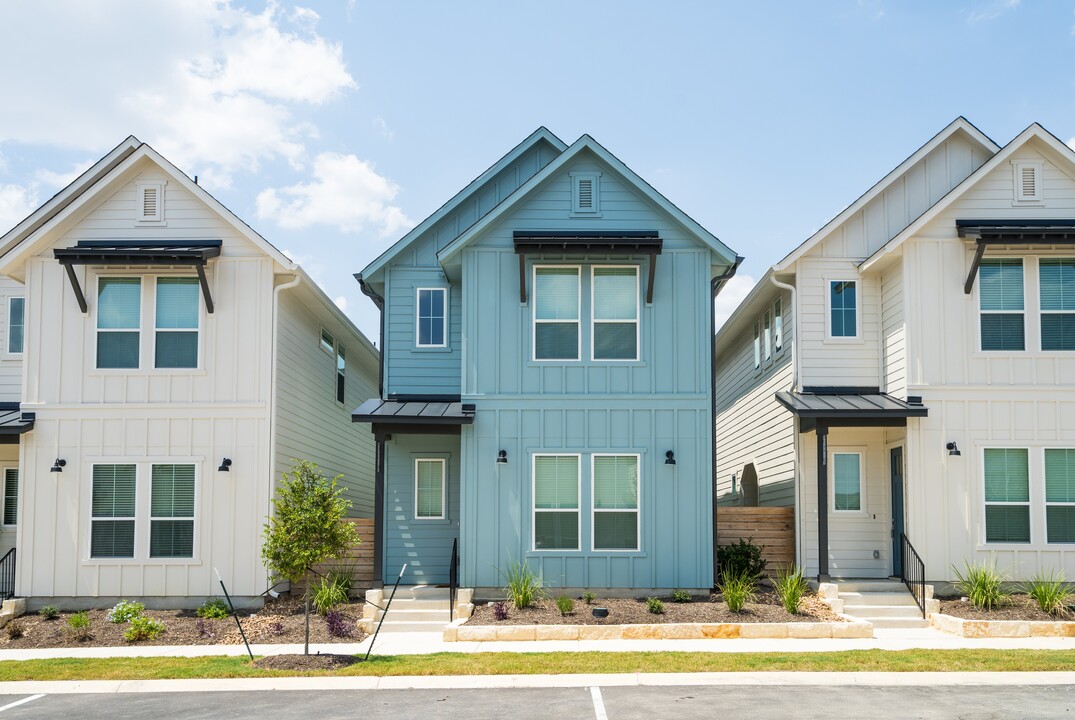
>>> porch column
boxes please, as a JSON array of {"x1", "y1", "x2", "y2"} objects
[
  {"x1": 372, "y1": 432, "x2": 387, "y2": 587},
  {"x1": 816, "y1": 421, "x2": 830, "y2": 582}
]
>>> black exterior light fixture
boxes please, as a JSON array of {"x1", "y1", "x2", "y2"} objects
[
  {"x1": 496, "y1": 450, "x2": 508, "y2": 465},
  {"x1": 218, "y1": 457, "x2": 233, "y2": 472},
  {"x1": 946, "y1": 442, "x2": 961, "y2": 457},
  {"x1": 665, "y1": 450, "x2": 676, "y2": 466},
  {"x1": 50, "y1": 458, "x2": 66, "y2": 473}
]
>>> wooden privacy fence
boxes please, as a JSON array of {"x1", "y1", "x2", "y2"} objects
[
  {"x1": 716, "y1": 507, "x2": 794, "y2": 576},
  {"x1": 290, "y1": 517, "x2": 376, "y2": 597}
]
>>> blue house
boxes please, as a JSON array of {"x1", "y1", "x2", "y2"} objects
[{"x1": 354, "y1": 128, "x2": 741, "y2": 592}]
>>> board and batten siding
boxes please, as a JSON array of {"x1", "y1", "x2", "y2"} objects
[
  {"x1": 880, "y1": 259, "x2": 907, "y2": 398},
  {"x1": 273, "y1": 286, "x2": 378, "y2": 518}
]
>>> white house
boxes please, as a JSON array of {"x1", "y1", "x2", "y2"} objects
[
  {"x1": 0, "y1": 137, "x2": 379, "y2": 607},
  {"x1": 716, "y1": 117, "x2": 1075, "y2": 587}
]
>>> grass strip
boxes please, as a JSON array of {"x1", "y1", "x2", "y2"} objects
[{"x1": 0, "y1": 649, "x2": 1073, "y2": 681}]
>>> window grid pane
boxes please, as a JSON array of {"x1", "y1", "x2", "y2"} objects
[
  {"x1": 830, "y1": 281, "x2": 857, "y2": 337},
  {"x1": 417, "y1": 289, "x2": 446, "y2": 346},
  {"x1": 980, "y1": 259, "x2": 1024, "y2": 311},
  {"x1": 833, "y1": 453, "x2": 861, "y2": 511},
  {"x1": 415, "y1": 460, "x2": 444, "y2": 518},
  {"x1": 7, "y1": 298, "x2": 24, "y2": 354},
  {"x1": 983, "y1": 448, "x2": 1030, "y2": 543}
]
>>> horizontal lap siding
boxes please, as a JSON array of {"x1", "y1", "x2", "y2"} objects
[
  {"x1": 0, "y1": 279, "x2": 24, "y2": 403},
  {"x1": 881, "y1": 260, "x2": 906, "y2": 398}
]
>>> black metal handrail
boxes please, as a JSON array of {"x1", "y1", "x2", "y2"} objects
[
  {"x1": 900, "y1": 533, "x2": 926, "y2": 618},
  {"x1": 448, "y1": 538, "x2": 459, "y2": 622},
  {"x1": 0, "y1": 548, "x2": 14, "y2": 600}
]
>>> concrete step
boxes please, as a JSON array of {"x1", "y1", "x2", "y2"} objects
[
  {"x1": 375, "y1": 598, "x2": 453, "y2": 612},
  {"x1": 858, "y1": 616, "x2": 930, "y2": 629},
  {"x1": 838, "y1": 592, "x2": 920, "y2": 607},
  {"x1": 834, "y1": 580, "x2": 908, "y2": 593},
  {"x1": 369, "y1": 608, "x2": 452, "y2": 623},
  {"x1": 381, "y1": 585, "x2": 451, "y2": 601},
  {"x1": 372, "y1": 620, "x2": 449, "y2": 633},
  {"x1": 843, "y1": 604, "x2": 925, "y2": 618}
]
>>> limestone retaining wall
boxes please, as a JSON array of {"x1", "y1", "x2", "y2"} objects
[
  {"x1": 444, "y1": 618, "x2": 871, "y2": 642},
  {"x1": 930, "y1": 613, "x2": 1075, "y2": 638}
]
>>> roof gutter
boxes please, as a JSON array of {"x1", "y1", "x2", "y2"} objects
[
  {"x1": 710, "y1": 259, "x2": 740, "y2": 585},
  {"x1": 355, "y1": 273, "x2": 386, "y2": 400}
]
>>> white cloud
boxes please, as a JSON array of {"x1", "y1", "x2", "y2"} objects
[
  {"x1": 256, "y1": 152, "x2": 412, "y2": 236},
  {"x1": 334, "y1": 295, "x2": 348, "y2": 313},
  {"x1": 714, "y1": 273, "x2": 757, "y2": 332},
  {"x1": 0, "y1": 184, "x2": 39, "y2": 233},
  {"x1": 968, "y1": 0, "x2": 1019, "y2": 22}
]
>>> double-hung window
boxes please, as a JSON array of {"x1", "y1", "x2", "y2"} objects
[
  {"x1": 416, "y1": 288, "x2": 447, "y2": 348},
  {"x1": 97, "y1": 278, "x2": 141, "y2": 369},
  {"x1": 592, "y1": 267, "x2": 639, "y2": 361},
  {"x1": 150, "y1": 464, "x2": 195, "y2": 558},
  {"x1": 832, "y1": 452, "x2": 862, "y2": 512},
  {"x1": 533, "y1": 455, "x2": 579, "y2": 550},
  {"x1": 753, "y1": 322, "x2": 761, "y2": 370},
  {"x1": 534, "y1": 267, "x2": 580, "y2": 361},
  {"x1": 2, "y1": 469, "x2": 16, "y2": 526},
  {"x1": 763, "y1": 309, "x2": 772, "y2": 361},
  {"x1": 336, "y1": 344, "x2": 346, "y2": 404},
  {"x1": 592, "y1": 455, "x2": 639, "y2": 551},
  {"x1": 773, "y1": 297, "x2": 783, "y2": 353},
  {"x1": 1039, "y1": 259, "x2": 1075, "y2": 351},
  {"x1": 979, "y1": 259, "x2": 1025, "y2": 351},
  {"x1": 983, "y1": 448, "x2": 1030, "y2": 543},
  {"x1": 155, "y1": 277, "x2": 199, "y2": 368},
  {"x1": 7, "y1": 298, "x2": 23, "y2": 355},
  {"x1": 1044, "y1": 449, "x2": 1075, "y2": 544},
  {"x1": 414, "y1": 458, "x2": 445, "y2": 520},
  {"x1": 91, "y1": 464, "x2": 137, "y2": 558},
  {"x1": 829, "y1": 281, "x2": 858, "y2": 338}
]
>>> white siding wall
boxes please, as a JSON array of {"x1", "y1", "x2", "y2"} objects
[
  {"x1": 0, "y1": 279, "x2": 24, "y2": 402},
  {"x1": 881, "y1": 259, "x2": 907, "y2": 397}
]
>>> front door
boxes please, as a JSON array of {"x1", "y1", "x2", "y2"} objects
[{"x1": 890, "y1": 447, "x2": 905, "y2": 577}]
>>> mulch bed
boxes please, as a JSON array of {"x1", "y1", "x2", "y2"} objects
[
  {"x1": 467, "y1": 591, "x2": 843, "y2": 625},
  {"x1": 254, "y1": 653, "x2": 360, "y2": 670},
  {"x1": 938, "y1": 594, "x2": 1074, "y2": 621},
  {"x1": 0, "y1": 596, "x2": 368, "y2": 648}
]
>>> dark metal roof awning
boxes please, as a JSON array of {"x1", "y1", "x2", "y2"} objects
[
  {"x1": 0, "y1": 403, "x2": 34, "y2": 444},
  {"x1": 512, "y1": 231, "x2": 663, "y2": 304},
  {"x1": 958, "y1": 220, "x2": 1075, "y2": 294},
  {"x1": 776, "y1": 390, "x2": 927, "y2": 429},
  {"x1": 53, "y1": 240, "x2": 223, "y2": 314},
  {"x1": 352, "y1": 398, "x2": 475, "y2": 435}
]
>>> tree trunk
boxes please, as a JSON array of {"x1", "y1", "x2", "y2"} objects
[{"x1": 304, "y1": 570, "x2": 311, "y2": 656}]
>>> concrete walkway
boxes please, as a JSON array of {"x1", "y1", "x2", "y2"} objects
[{"x1": 0, "y1": 626, "x2": 1070, "y2": 661}]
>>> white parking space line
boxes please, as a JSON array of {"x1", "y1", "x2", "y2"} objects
[
  {"x1": 0, "y1": 694, "x2": 44, "y2": 713},
  {"x1": 590, "y1": 686, "x2": 609, "y2": 720}
]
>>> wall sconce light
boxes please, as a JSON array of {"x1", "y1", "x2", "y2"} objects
[
  {"x1": 665, "y1": 450, "x2": 676, "y2": 466},
  {"x1": 946, "y1": 442, "x2": 961, "y2": 457},
  {"x1": 50, "y1": 458, "x2": 66, "y2": 473},
  {"x1": 218, "y1": 458, "x2": 233, "y2": 472},
  {"x1": 496, "y1": 450, "x2": 508, "y2": 465}
]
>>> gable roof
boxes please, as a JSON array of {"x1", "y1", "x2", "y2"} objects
[
  {"x1": 436, "y1": 134, "x2": 738, "y2": 267},
  {"x1": 772, "y1": 117, "x2": 999, "y2": 273},
  {"x1": 859, "y1": 123, "x2": 1075, "y2": 272},
  {"x1": 360, "y1": 127, "x2": 567, "y2": 282}
]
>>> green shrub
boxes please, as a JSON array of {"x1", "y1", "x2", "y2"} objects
[
  {"x1": 953, "y1": 557, "x2": 1008, "y2": 610},
  {"x1": 502, "y1": 559, "x2": 544, "y2": 609},
  {"x1": 582, "y1": 591, "x2": 596, "y2": 605},
  {"x1": 107, "y1": 600, "x2": 144, "y2": 624},
  {"x1": 555, "y1": 594, "x2": 575, "y2": 616},
  {"x1": 326, "y1": 568, "x2": 354, "y2": 598},
  {"x1": 312, "y1": 573, "x2": 350, "y2": 615},
  {"x1": 718, "y1": 570, "x2": 757, "y2": 613},
  {"x1": 196, "y1": 598, "x2": 230, "y2": 620},
  {"x1": 671, "y1": 589, "x2": 692, "y2": 603},
  {"x1": 717, "y1": 538, "x2": 767, "y2": 580},
  {"x1": 124, "y1": 616, "x2": 165, "y2": 642},
  {"x1": 1022, "y1": 569, "x2": 1069, "y2": 616},
  {"x1": 38, "y1": 605, "x2": 59, "y2": 620},
  {"x1": 774, "y1": 565, "x2": 809, "y2": 614},
  {"x1": 66, "y1": 611, "x2": 91, "y2": 640},
  {"x1": 646, "y1": 597, "x2": 665, "y2": 614}
]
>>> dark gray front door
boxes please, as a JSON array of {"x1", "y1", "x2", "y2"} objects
[{"x1": 890, "y1": 447, "x2": 905, "y2": 577}]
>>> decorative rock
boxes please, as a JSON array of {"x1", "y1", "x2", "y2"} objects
[
  {"x1": 456, "y1": 602, "x2": 475, "y2": 620},
  {"x1": 701, "y1": 623, "x2": 741, "y2": 639},
  {"x1": 578, "y1": 624, "x2": 623, "y2": 640},
  {"x1": 832, "y1": 622, "x2": 872, "y2": 639},
  {"x1": 442, "y1": 626, "x2": 458, "y2": 642},
  {"x1": 817, "y1": 583, "x2": 839, "y2": 600},
  {"x1": 1, "y1": 599, "x2": 26, "y2": 617},
  {"x1": 456, "y1": 588, "x2": 474, "y2": 605}
]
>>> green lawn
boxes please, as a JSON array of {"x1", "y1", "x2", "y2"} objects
[{"x1": 0, "y1": 650, "x2": 1072, "y2": 681}]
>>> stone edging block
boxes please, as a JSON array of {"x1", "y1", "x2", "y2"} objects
[
  {"x1": 447, "y1": 620, "x2": 872, "y2": 642},
  {"x1": 930, "y1": 613, "x2": 1075, "y2": 638}
]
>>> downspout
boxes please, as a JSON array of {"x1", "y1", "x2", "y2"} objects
[
  {"x1": 711, "y1": 257, "x2": 742, "y2": 585},
  {"x1": 355, "y1": 272, "x2": 387, "y2": 586},
  {"x1": 769, "y1": 273, "x2": 798, "y2": 392},
  {"x1": 769, "y1": 272, "x2": 803, "y2": 572}
]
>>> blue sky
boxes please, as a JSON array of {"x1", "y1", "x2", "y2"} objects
[{"x1": 2, "y1": 0, "x2": 1074, "y2": 339}]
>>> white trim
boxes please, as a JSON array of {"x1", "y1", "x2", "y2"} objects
[
  {"x1": 532, "y1": 265, "x2": 581, "y2": 362},
  {"x1": 1043, "y1": 447, "x2": 1075, "y2": 545},
  {"x1": 95, "y1": 275, "x2": 142, "y2": 370},
  {"x1": 980, "y1": 446, "x2": 1032, "y2": 546},
  {"x1": 590, "y1": 453, "x2": 641, "y2": 552},
  {"x1": 977, "y1": 258, "x2": 1027, "y2": 353},
  {"x1": 570, "y1": 171, "x2": 602, "y2": 215},
  {"x1": 590, "y1": 265, "x2": 640, "y2": 362},
  {"x1": 147, "y1": 462, "x2": 198, "y2": 559},
  {"x1": 413, "y1": 458, "x2": 446, "y2": 520},
  {"x1": 135, "y1": 180, "x2": 166, "y2": 224},
  {"x1": 830, "y1": 448, "x2": 866, "y2": 515},
  {"x1": 5, "y1": 296, "x2": 23, "y2": 356},
  {"x1": 152, "y1": 275, "x2": 203, "y2": 370},
  {"x1": 1013, "y1": 161, "x2": 1043, "y2": 203},
  {"x1": 824, "y1": 278, "x2": 861, "y2": 342},
  {"x1": 531, "y1": 453, "x2": 581, "y2": 552},
  {"x1": 415, "y1": 287, "x2": 449, "y2": 349},
  {"x1": 1038, "y1": 257, "x2": 1075, "y2": 352}
]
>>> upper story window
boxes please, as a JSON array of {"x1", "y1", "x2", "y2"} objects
[
  {"x1": 97, "y1": 277, "x2": 141, "y2": 369},
  {"x1": 1039, "y1": 259, "x2": 1075, "y2": 351},
  {"x1": 979, "y1": 259, "x2": 1024, "y2": 351},
  {"x1": 416, "y1": 288, "x2": 447, "y2": 348},
  {"x1": 155, "y1": 278, "x2": 199, "y2": 369},
  {"x1": 7, "y1": 297, "x2": 24, "y2": 355},
  {"x1": 570, "y1": 172, "x2": 601, "y2": 215},
  {"x1": 828, "y1": 280, "x2": 858, "y2": 338},
  {"x1": 763, "y1": 309, "x2": 772, "y2": 362},
  {"x1": 534, "y1": 266, "x2": 580, "y2": 361},
  {"x1": 752, "y1": 322, "x2": 760, "y2": 370},
  {"x1": 773, "y1": 297, "x2": 783, "y2": 353},
  {"x1": 97, "y1": 276, "x2": 201, "y2": 370},
  {"x1": 592, "y1": 267, "x2": 639, "y2": 361},
  {"x1": 320, "y1": 329, "x2": 335, "y2": 354},
  {"x1": 336, "y1": 344, "x2": 346, "y2": 404}
]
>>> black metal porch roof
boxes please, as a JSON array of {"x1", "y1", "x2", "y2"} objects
[{"x1": 775, "y1": 391, "x2": 928, "y2": 419}]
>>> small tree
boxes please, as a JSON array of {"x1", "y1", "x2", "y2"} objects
[{"x1": 262, "y1": 460, "x2": 360, "y2": 654}]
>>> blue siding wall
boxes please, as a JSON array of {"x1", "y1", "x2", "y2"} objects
[{"x1": 383, "y1": 434, "x2": 460, "y2": 584}]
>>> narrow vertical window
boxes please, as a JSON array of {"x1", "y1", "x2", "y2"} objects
[
  {"x1": 91, "y1": 464, "x2": 136, "y2": 558},
  {"x1": 97, "y1": 278, "x2": 141, "y2": 369},
  {"x1": 592, "y1": 455, "x2": 639, "y2": 551},
  {"x1": 2, "y1": 469, "x2": 16, "y2": 526},
  {"x1": 752, "y1": 322, "x2": 760, "y2": 370},
  {"x1": 763, "y1": 309, "x2": 772, "y2": 361},
  {"x1": 414, "y1": 458, "x2": 446, "y2": 520},
  {"x1": 155, "y1": 277, "x2": 199, "y2": 368},
  {"x1": 150, "y1": 464, "x2": 195, "y2": 558},
  {"x1": 592, "y1": 267, "x2": 639, "y2": 361},
  {"x1": 7, "y1": 297, "x2": 23, "y2": 355},
  {"x1": 983, "y1": 448, "x2": 1030, "y2": 543},
  {"x1": 1039, "y1": 259, "x2": 1075, "y2": 351},
  {"x1": 336, "y1": 344, "x2": 346, "y2": 404},
  {"x1": 773, "y1": 297, "x2": 783, "y2": 353},
  {"x1": 533, "y1": 455, "x2": 579, "y2": 550},
  {"x1": 320, "y1": 329, "x2": 335, "y2": 354},
  {"x1": 829, "y1": 281, "x2": 858, "y2": 338},
  {"x1": 534, "y1": 267, "x2": 580, "y2": 360},
  {"x1": 832, "y1": 453, "x2": 862, "y2": 511},
  {"x1": 416, "y1": 288, "x2": 447, "y2": 348},
  {"x1": 979, "y1": 259, "x2": 1024, "y2": 351},
  {"x1": 1044, "y1": 449, "x2": 1075, "y2": 543}
]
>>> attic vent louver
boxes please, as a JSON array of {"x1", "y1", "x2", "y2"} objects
[
  {"x1": 135, "y1": 181, "x2": 166, "y2": 223},
  {"x1": 1014, "y1": 162, "x2": 1042, "y2": 203},
  {"x1": 142, "y1": 187, "x2": 158, "y2": 217},
  {"x1": 577, "y1": 179, "x2": 593, "y2": 209},
  {"x1": 570, "y1": 172, "x2": 601, "y2": 215}
]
